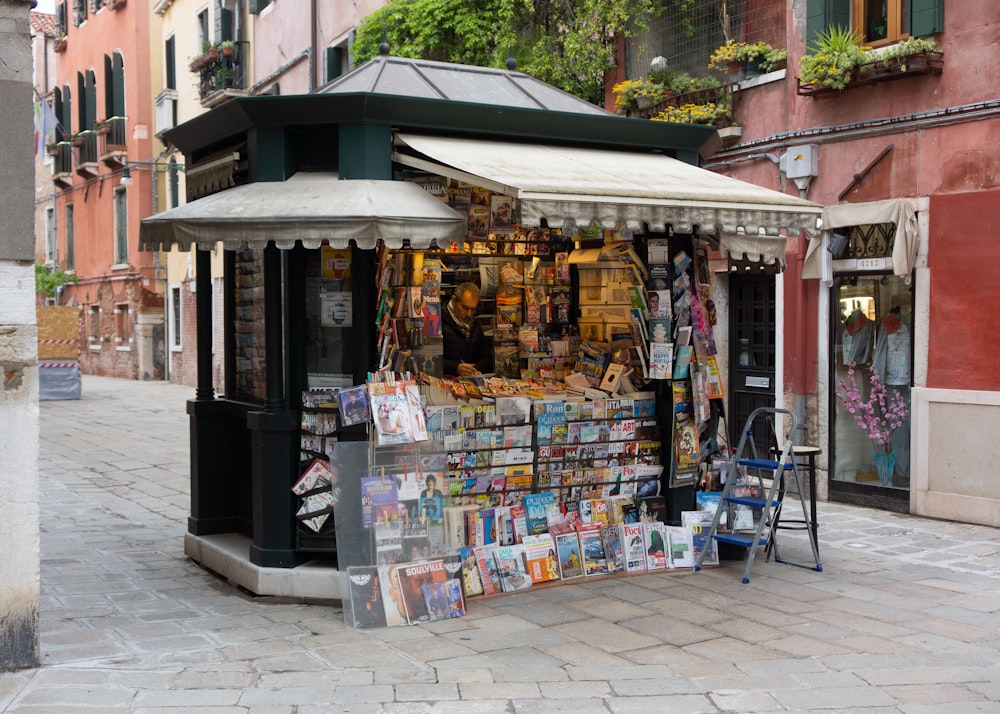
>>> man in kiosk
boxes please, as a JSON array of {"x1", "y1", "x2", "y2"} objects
[{"x1": 442, "y1": 282, "x2": 493, "y2": 377}]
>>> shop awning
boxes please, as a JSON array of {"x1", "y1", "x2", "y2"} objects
[
  {"x1": 801, "y1": 199, "x2": 919, "y2": 280},
  {"x1": 393, "y1": 133, "x2": 823, "y2": 265},
  {"x1": 139, "y1": 172, "x2": 469, "y2": 252}
]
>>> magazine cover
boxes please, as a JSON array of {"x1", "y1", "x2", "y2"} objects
[
  {"x1": 494, "y1": 544, "x2": 533, "y2": 592},
  {"x1": 555, "y1": 531, "x2": 584, "y2": 580},
  {"x1": 369, "y1": 384, "x2": 414, "y2": 445},
  {"x1": 459, "y1": 546, "x2": 485, "y2": 596},
  {"x1": 346, "y1": 565, "x2": 387, "y2": 629},
  {"x1": 666, "y1": 525, "x2": 696, "y2": 568},
  {"x1": 443, "y1": 578, "x2": 466, "y2": 617},
  {"x1": 682, "y1": 510, "x2": 720, "y2": 566},
  {"x1": 377, "y1": 564, "x2": 409, "y2": 627},
  {"x1": 642, "y1": 522, "x2": 669, "y2": 571},
  {"x1": 620, "y1": 523, "x2": 647, "y2": 573},
  {"x1": 421, "y1": 581, "x2": 452, "y2": 622},
  {"x1": 397, "y1": 559, "x2": 449, "y2": 625},
  {"x1": 336, "y1": 385, "x2": 370, "y2": 427}
]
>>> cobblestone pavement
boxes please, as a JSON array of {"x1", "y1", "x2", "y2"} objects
[{"x1": 1, "y1": 375, "x2": 999, "y2": 713}]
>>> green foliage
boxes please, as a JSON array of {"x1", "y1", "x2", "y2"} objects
[
  {"x1": 709, "y1": 41, "x2": 787, "y2": 74},
  {"x1": 877, "y1": 36, "x2": 937, "y2": 70},
  {"x1": 797, "y1": 25, "x2": 867, "y2": 90},
  {"x1": 352, "y1": 0, "x2": 659, "y2": 106},
  {"x1": 612, "y1": 73, "x2": 720, "y2": 115},
  {"x1": 35, "y1": 264, "x2": 77, "y2": 299}
]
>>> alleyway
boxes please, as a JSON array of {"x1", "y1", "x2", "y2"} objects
[{"x1": 1, "y1": 375, "x2": 999, "y2": 712}]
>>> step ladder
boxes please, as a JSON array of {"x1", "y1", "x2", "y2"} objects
[{"x1": 693, "y1": 407, "x2": 822, "y2": 583}]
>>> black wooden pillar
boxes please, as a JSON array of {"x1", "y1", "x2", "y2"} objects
[
  {"x1": 188, "y1": 246, "x2": 239, "y2": 535},
  {"x1": 247, "y1": 243, "x2": 300, "y2": 567}
]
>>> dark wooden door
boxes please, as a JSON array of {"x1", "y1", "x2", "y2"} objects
[{"x1": 728, "y1": 274, "x2": 777, "y2": 457}]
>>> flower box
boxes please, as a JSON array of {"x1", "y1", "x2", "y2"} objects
[{"x1": 798, "y1": 50, "x2": 943, "y2": 97}]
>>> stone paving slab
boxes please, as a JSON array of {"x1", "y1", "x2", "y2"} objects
[{"x1": 0, "y1": 375, "x2": 998, "y2": 712}]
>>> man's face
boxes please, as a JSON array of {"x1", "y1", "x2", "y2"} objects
[{"x1": 452, "y1": 292, "x2": 478, "y2": 322}]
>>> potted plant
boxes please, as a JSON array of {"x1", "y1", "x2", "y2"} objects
[
  {"x1": 866, "y1": 36, "x2": 940, "y2": 74},
  {"x1": 709, "y1": 41, "x2": 787, "y2": 79},
  {"x1": 220, "y1": 40, "x2": 235, "y2": 56},
  {"x1": 797, "y1": 25, "x2": 867, "y2": 91},
  {"x1": 216, "y1": 67, "x2": 236, "y2": 89},
  {"x1": 611, "y1": 78, "x2": 666, "y2": 115},
  {"x1": 93, "y1": 119, "x2": 111, "y2": 136},
  {"x1": 53, "y1": 34, "x2": 67, "y2": 53},
  {"x1": 650, "y1": 100, "x2": 731, "y2": 128},
  {"x1": 203, "y1": 41, "x2": 220, "y2": 58}
]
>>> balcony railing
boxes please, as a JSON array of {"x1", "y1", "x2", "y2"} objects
[{"x1": 190, "y1": 41, "x2": 250, "y2": 107}]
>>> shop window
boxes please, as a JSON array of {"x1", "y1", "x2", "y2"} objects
[
  {"x1": 115, "y1": 303, "x2": 131, "y2": 349},
  {"x1": 830, "y1": 273, "x2": 912, "y2": 495},
  {"x1": 304, "y1": 247, "x2": 357, "y2": 391},
  {"x1": 88, "y1": 305, "x2": 101, "y2": 349}
]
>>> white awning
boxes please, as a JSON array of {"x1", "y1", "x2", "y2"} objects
[
  {"x1": 139, "y1": 172, "x2": 469, "y2": 252},
  {"x1": 393, "y1": 133, "x2": 822, "y2": 265},
  {"x1": 802, "y1": 199, "x2": 919, "y2": 280}
]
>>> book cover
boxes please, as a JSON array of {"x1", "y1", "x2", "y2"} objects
[
  {"x1": 493, "y1": 545, "x2": 533, "y2": 592},
  {"x1": 673, "y1": 344, "x2": 694, "y2": 380},
  {"x1": 346, "y1": 565, "x2": 387, "y2": 629},
  {"x1": 704, "y1": 354, "x2": 726, "y2": 399},
  {"x1": 637, "y1": 495, "x2": 667, "y2": 524},
  {"x1": 555, "y1": 531, "x2": 584, "y2": 580},
  {"x1": 620, "y1": 523, "x2": 647, "y2": 573},
  {"x1": 521, "y1": 533, "x2": 559, "y2": 583},
  {"x1": 459, "y1": 546, "x2": 485, "y2": 596},
  {"x1": 577, "y1": 522, "x2": 610, "y2": 576},
  {"x1": 397, "y1": 559, "x2": 449, "y2": 624},
  {"x1": 642, "y1": 522, "x2": 669, "y2": 571}
]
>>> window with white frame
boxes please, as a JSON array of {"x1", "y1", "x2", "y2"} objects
[
  {"x1": 113, "y1": 186, "x2": 127, "y2": 265},
  {"x1": 45, "y1": 207, "x2": 57, "y2": 264},
  {"x1": 65, "y1": 204, "x2": 75, "y2": 271},
  {"x1": 88, "y1": 305, "x2": 101, "y2": 349},
  {"x1": 115, "y1": 303, "x2": 131, "y2": 349},
  {"x1": 170, "y1": 285, "x2": 182, "y2": 349}
]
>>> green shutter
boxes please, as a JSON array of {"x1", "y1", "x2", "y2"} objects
[
  {"x1": 215, "y1": 2, "x2": 233, "y2": 42},
  {"x1": 324, "y1": 47, "x2": 342, "y2": 82},
  {"x1": 911, "y1": 0, "x2": 943, "y2": 37},
  {"x1": 112, "y1": 53, "x2": 126, "y2": 119},
  {"x1": 248, "y1": 0, "x2": 269, "y2": 15}
]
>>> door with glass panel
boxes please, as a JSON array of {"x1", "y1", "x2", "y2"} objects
[{"x1": 830, "y1": 272, "x2": 912, "y2": 510}]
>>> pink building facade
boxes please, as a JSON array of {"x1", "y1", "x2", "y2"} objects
[
  {"x1": 48, "y1": 0, "x2": 164, "y2": 379},
  {"x1": 686, "y1": 0, "x2": 999, "y2": 523}
]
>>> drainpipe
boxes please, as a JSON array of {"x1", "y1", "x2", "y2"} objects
[{"x1": 309, "y1": 0, "x2": 317, "y2": 91}]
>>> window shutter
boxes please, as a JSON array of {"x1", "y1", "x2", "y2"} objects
[
  {"x1": 248, "y1": 0, "x2": 269, "y2": 15},
  {"x1": 911, "y1": 0, "x2": 943, "y2": 37},
  {"x1": 112, "y1": 53, "x2": 126, "y2": 120},
  {"x1": 324, "y1": 47, "x2": 343, "y2": 82},
  {"x1": 55, "y1": 2, "x2": 65, "y2": 34},
  {"x1": 806, "y1": 0, "x2": 850, "y2": 45},
  {"x1": 165, "y1": 37, "x2": 176, "y2": 90},
  {"x1": 215, "y1": 3, "x2": 233, "y2": 42}
]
